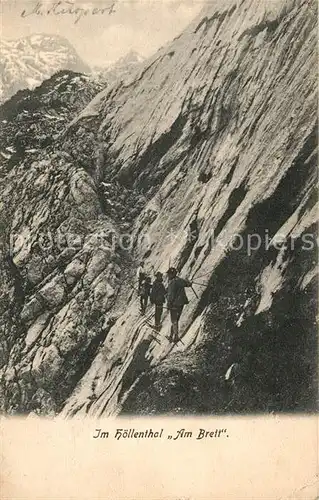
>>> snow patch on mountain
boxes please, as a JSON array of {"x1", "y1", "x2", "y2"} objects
[{"x1": 0, "y1": 34, "x2": 90, "y2": 103}]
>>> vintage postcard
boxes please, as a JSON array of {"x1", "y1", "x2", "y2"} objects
[{"x1": 0, "y1": 0, "x2": 318, "y2": 498}]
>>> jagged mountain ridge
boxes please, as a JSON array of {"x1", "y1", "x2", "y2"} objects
[
  {"x1": 0, "y1": 70, "x2": 104, "y2": 161},
  {"x1": 0, "y1": 0, "x2": 317, "y2": 416},
  {"x1": 91, "y1": 50, "x2": 145, "y2": 84},
  {"x1": 0, "y1": 34, "x2": 90, "y2": 103}
]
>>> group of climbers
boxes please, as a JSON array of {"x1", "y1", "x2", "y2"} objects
[{"x1": 136, "y1": 261, "x2": 192, "y2": 343}]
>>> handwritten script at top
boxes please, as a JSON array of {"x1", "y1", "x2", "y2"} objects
[{"x1": 21, "y1": 1, "x2": 117, "y2": 24}]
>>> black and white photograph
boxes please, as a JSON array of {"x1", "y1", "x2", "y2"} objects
[{"x1": 0, "y1": 0, "x2": 317, "y2": 424}]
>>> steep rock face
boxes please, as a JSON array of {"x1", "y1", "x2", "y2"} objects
[
  {"x1": 0, "y1": 71, "x2": 121, "y2": 414},
  {"x1": 1, "y1": 70, "x2": 103, "y2": 160},
  {"x1": 0, "y1": 148, "x2": 125, "y2": 414},
  {"x1": 0, "y1": 0, "x2": 317, "y2": 416},
  {"x1": 0, "y1": 34, "x2": 90, "y2": 103}
]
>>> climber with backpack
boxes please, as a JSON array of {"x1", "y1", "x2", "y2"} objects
[
  {"x1": 150, "y1": 272, "x2": 167, "y2": 330},
  {"x1": 166, "y1": 267, "x2": 192, "y2": 342},
  {"x1": 140, "y1": 276, "x2": 152, "y2": 315}
]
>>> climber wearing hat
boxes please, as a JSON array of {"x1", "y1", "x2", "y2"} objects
[
  {"x1": 166, "y1": 267, "x2": 192, "y2": 342},
  {"x1": 150, "y1": 272, "x2": 167, "y2": 330}
]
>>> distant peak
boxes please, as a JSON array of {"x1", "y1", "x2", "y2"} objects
[
  {"x1": 117, "y1": 50, "x2": 145, "y2": 65},
  {"x1": 0, "y1": 33, "x2": 90, "y2": 102}
]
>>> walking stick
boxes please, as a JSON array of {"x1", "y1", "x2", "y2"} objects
[
  {"x1": 190, "y1": 285, "x2": 199, "y2": 298},
  {"x1": 191, "y1": 268, "x2": 213, "y2": 281},
  {"x1": 191, "y1": 281, "x2": 206, "y2": 287}
]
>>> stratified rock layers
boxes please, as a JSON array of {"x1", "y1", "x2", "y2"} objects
[{"x1": 0, "y1": 0, "x2": 317, "y2": 416}]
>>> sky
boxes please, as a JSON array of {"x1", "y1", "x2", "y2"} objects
[{"x1": 1, "y1": 0, "x2": 204, "y2": 65}]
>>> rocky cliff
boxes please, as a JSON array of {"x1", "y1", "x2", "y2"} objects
[{"x1": 0, "y1": 0, "x2": 317, "y2": 416}]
